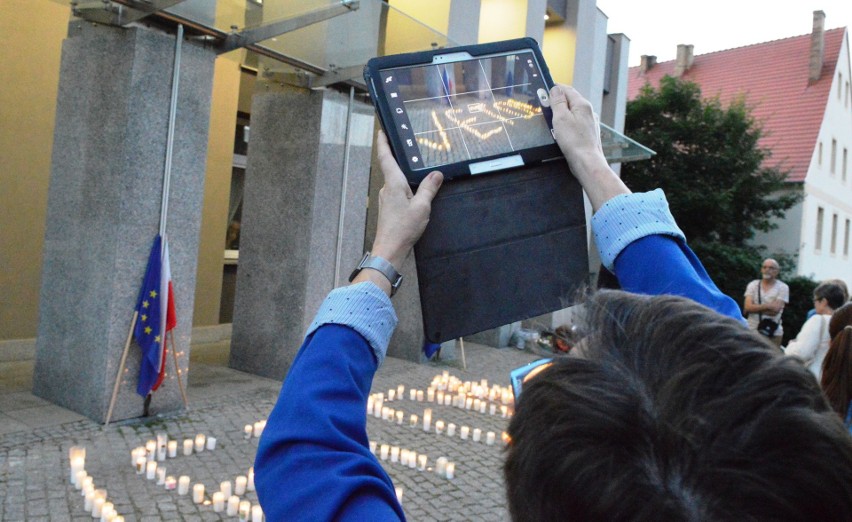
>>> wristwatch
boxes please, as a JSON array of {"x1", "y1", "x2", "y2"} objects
[{"x1": 348, "y1": 252, "x2": 403, "y2": 296}]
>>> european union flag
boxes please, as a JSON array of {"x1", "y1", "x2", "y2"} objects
[{"x1": 134, "y1": 235, "x2": 163, "y2": 397}]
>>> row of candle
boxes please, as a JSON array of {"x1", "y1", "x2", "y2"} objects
[
  {"x1": 243, "y1": 420, "x2": 266, "y2": 439},
  {"x1": 69, "y1": 448, "x2": 126, "y2": 521},
  {"x1": 429, "y1": 371, "x2": 515, "y2": 406},
  {"x1": 369, "y1": 391, "x2": 511, "y2": 420},
  {"x1": 422, "y1": 408, "x2": 500, "y2": 445},
  {"x1": 369, "y1": 442, "x2": 456, "y2": 480},
  {"x1": 131, "y1": 433, "x2": 217, "y2": 467}
]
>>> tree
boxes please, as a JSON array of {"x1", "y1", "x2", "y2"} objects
[{"x1": 622, "y1": 76, "x2": 802, "y2": 306}]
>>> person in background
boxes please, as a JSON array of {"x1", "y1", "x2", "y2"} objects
[
  {"x1": 806, "y1": 278, "x2": 849, "y2": 319},
  {"x1": 785, "y1": 282, "x2": 847, "y2": 380},
  {"x1": 821, "y1": 302, "x2": 852, "y2": 430},
  {"x1": 743, "y1": 258, "x2": 789, "y2": 347},
  {"x1": 253, "y1": 85, "x2": 852, "y2": 521}
]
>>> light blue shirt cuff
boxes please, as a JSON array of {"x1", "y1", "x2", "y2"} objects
[
  {"x1": 306, "y1": 282, "x2": 398, "y2": 367},
  {"x1": 592, "y1": 189, "x2": 685, "y2": 271}
]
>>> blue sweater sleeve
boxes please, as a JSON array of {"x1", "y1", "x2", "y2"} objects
[
  {"x1": 254, "y1": 284, "x2": 404, "y2": 521},
  {"x1": 593, "y1": 190, "x2": 745, "y2": 323}
]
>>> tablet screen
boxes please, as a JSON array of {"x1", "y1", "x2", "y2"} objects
[{"x1": 378, "y1": 50, "x2": 554, "y2": 173}]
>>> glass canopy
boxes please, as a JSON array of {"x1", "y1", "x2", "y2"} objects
[{"x1": 52, "y1": 0, "x2": 654, "y2": 162}]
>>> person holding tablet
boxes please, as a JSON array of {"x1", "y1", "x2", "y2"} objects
[{"x1": 254, "y1": 85, "x2": 852, "y2": 520}]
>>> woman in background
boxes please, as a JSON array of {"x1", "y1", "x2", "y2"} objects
[
  {"x1": 784, "y1": 282, "x2": 846, "y2": 381},
  {"x1": 821, "y1": 303, "x2": 852, "y2": 429}
]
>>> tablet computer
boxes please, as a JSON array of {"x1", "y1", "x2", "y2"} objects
[{"x1": 364, "y1": 38, "x2": 562, "y2": 184}]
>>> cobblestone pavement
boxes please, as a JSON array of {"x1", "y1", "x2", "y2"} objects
[{"x1": 0, "y1": 341, "x2": 540, "y2": 521}]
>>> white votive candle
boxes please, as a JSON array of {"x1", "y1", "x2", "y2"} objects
[
  {"x1": 473, "y1": 428, "x2": 482, "y2": 442},
  {"x1": 501, "y1": 405, "x2": 508, "y2": 418},
  {"x1": 397, "y1": 384, "x2": 404, "y2": 398},
  {"x1": 100, "y1": 502, "x2": 114, "y2": 521},
  {"x1": 251, "y1": 505, "x2": 264, "y2": 522},
  {"x1": 380, "y1": 444, "x2": 389, "y2": 461},
  {"x1": 390, "y1": 446, "x2": 400, "y2": 463},
  {"x1": 465, "y1": 397, "x2": 473, "y2": 410},
  {"x1": 444, "y1": 395, "x2": 451, "y2": 406},
  {"x1": 146, "y1": 460, "x2": 157, "y2": 480},
  {"x1": 239, "y1": 502, "x2": 251, "y2": 522},
  {"x1": 417, "y1": 454, "x2": 427, "y2": 471},
  {"x1": 395, "y1": 411, "x2": 404, "y2": 425},
  {"x1": 367, "y1": 396, "x2": 375, "y2": 415},
  {"x1": 409, "y1": 389, "x2": 416, "y2": 401},
  {"x1": 369, "y1": 441, "x2": 377, "y2": 454},
  {"x1": 131, "y1": 446, "x2": 145, "y2": 467},
  {"x1": 427, "y1": 388, "x2": 435, "y2": 402},
  {"x1": 157, "y1": 446, "x2": 166, "y2": 462},
  {"x1": 167, "y1": 440, "x2": 177, "y2": 458},
  {"x1": 70, "y1": 456, "x2": 84, "y2": 484},
  {"x1": 252, "y1": 421, "x2": 263, "y2": 438},
  {"x1": 192, "y1": 483, "x2": 205, "y2": 503},
  {"x1": 135, "y1": 457, "x2": 146, "y2": 475},
  {"x1": 490, "y1": 404, "x2": 497, "y2": 415},
  {"x1": 220, "y1": 480, "x2": 232, "y2": 498},
  {"x1": 74, "y1": 470, "x2": 86, "y2": 489},
  {"x1": 395, "y1": 486, "x2": 404, "y2": 504},
  {"x1": 228, "y1": 495, "x2": 240, "y2": 516},
  {"x1": 247, "y1": 467, "x2": 255, "y2": 491},
  {"x1": 84, "y1": 489, "x2": 96, "y2": 511},
  {"x1": 244, "y1": 424, "x2": 253, "y2": 439},
  {"x1": 178, "y1": 476, "x2": 190, "y2": 495},
  {"x1": 400, "y1": 449, "x2": 409, "y2": 466},
  {"x1": 157, "y1": 466, "x2": 166, "y2": 485},
  {"x1": 183, "y1": 439, "x2": 193, "y2": 456},
  {"x1": 486, "y1": 431, "x2": 496, "y2": 446},
  {"x1": 92, "y1": 497, "x2": 105, "y2": 518},
  {"x1": 435, "y1": 420, "x2": 445, "y2": 435},
  {"x1": 435, "y1": 457, "x2": 448, "y2": 476},
  {"x1": 194, "y1": 434, "x2": 206, "y2": 452},
  {"x1": 436, "y1": 390, "x2": 445, "y2": 404},
  {"x1": 422, "y1": 409, "x2": 432, "y2": 432},
  {"x1": 445, "y1": 462, "x2": 456, "y2": 479},
  {"x1": 145, "y1": 440, "x2": 156, "y2": 460},
  {"x1": 387, "y1": 389, "x2": 395, "y2": 402},
  {"x1": 460, "y1": 426, "x2": 470, "y2": 440},
  {"x1": 213, "y1": 492, "x2": 225, "y2": 512},
  {"x1": 408, "y1": 451, "x2": 417, "y2": 469},
  {"x1": 416, "y1": 390, "x2": 424, "y2": 402},
  {"x1": 81, "y1": 477, "x2": 93, "y2": 494},
  {"x1": 206, "y1": 437, "x2": 217, "y2": 451},
  {"x1": 447, "y1": 423, "x2": 456, "y2": 437},
  {"x1": 373, "y1": 398, "x2": 383, "y2": 418},
  {"x1": 235, "y1": 475, "x2": 247, "y2": 495},
  {"x1": 409, "y1": 414, "x2": 418, "y2": 428},
  {"x1": 165, "y1": 476, "x2": 176, "y2": 490}
]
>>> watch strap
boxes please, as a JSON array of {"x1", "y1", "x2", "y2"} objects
[{"x1": 349, "y1": 252, "x2": 403, "y2": 296}]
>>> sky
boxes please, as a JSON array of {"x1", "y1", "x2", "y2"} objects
[{"x1": 594, "y1": 0, "x2": 852, "y2": 67}]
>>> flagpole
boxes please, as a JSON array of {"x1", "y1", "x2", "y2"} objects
[
  {"x1": 459, "y1": 337, "x2": 467, "y2": 370},
  {"x1": 169, "y1": 330, "x2": 189, "y2": 409},
  {"x1": 105, "y1": 311, "x2": 139, "y2": 426},
  {"x1": 159, "y1": 24, "x2": 182, "y2": 237}
]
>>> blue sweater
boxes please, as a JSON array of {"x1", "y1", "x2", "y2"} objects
[{"x1": 254, "y1": 190, "x2": 744, "y2": 521}]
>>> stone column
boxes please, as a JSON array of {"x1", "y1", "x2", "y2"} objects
[
  {"x1": 228, "y1": 83, "x2": 375, "y2": 380},
  {"x1": 32, "y1": 21, "x2": 215, "y2": 422}
]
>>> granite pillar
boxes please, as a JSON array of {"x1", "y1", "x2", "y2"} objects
[
  {"x1": 32, "y1": 22, "x2": 215, "y2": 422},
  {"x1": 229, "y1": 83, "x2": 374, "y2": 380}
]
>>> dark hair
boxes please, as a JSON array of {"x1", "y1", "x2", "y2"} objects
[
  {"x1": 504, "y1": 290, "x2": 852, "y2": 521},
  {"x1": 821, "y1": 303, "x2": 852, "y2": 418},
  {"x1": 815, "y1": 282, "x2": 847, "y2": 311}
]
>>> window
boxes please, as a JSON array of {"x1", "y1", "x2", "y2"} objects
[
  {"x1": 818, "y1": 141, "x2": 823, "y2": 165},
  {"x1": 816, "y1": 207, "x2": 824, "y2": 251},
  {"x1": 844, "y1": 148, "x2": 848, "y2": 182},
  {"x1": 831, "y1": 213, "x2": 838, "y2": 254},
  {"x1": 847, "y1": 81, "x2": 850, "y2": 108},
  {"x1": 831, "y1": 139, "x2": 837, "y2": 174},
  {"x1": 839, "y1": 73, "x2": 843, "y2": 99},
  {"x1": 845, "y1": 219, "x2": 850, "y2": 257}
]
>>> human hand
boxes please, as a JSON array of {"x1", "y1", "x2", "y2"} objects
[
  {"x1": 767, "y1": 300, "x2": 785, "y2": 313},
  {"x1": 355, "y1": 131, "x2": 442, "y2": 294},
  {"x1": 549, "y1": 84, "x2": 629, "y2": 211}
]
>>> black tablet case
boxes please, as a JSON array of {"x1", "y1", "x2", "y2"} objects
[{"x1": 415, "y1": 158, "x2": 589, "y2": 343}]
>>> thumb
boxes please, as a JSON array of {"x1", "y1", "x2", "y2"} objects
[{"x1": 412, "y1": 171, "x2": 444, "y2": 205}]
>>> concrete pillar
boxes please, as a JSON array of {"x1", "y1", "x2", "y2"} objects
[
  {"x1": 228, "y1": 82, "x2": 375, "y2": 379},
  {"x1": 32, "y1": 21, "x2": 215, "y2": 422}
]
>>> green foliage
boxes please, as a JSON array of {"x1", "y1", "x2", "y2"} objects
[{"x1": 783, "y1": 276, "x2": 820, "y2": 344}]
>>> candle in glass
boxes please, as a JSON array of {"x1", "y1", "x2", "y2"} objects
[
  {"x1": 145, "y1": 440, "x2": 156, "y2": 460},
  {"x1": 489, "y1": 403, "x2": 497, "y2": 415},
  {"x1": 235, "y1": 475, "x2": 247, "y2": 495},
  {"x1": 92, "y1": 497, "x2": 105, "y2": 518},
  {"x1": 178, "y1": 476, "x2": 190, "y2": 495},
  {"x1": 435, "y1": 420, "x2": 445, "y2": 435},
  {"x1": 366, "y1": 396, "x2": 374, "y2": 415},
  {"x1": 157, "y1": 466, "x2": 167, "y2": 485},
  {"x1": 192, "y1": 483, "x2": 205, "y2": 504},
  {"x1": 84, "y1": 489, "x2": 96, "y2": 511},
  {"x1": 206, "y1": 437, "x2": 217, "y2": 451},
  {"x1": 395, "y1": 486, "x2": 404, "y2": 504},
  {"x1": 445, "y1": 462, "x2": 456, "y2": 479},
  {"x1": 417, "y1": 454, "x2": 427, "y2": 471},
  {"x1": 212, "y1": 492, "x2": 225, "y2": 512},
  {"x1": 427, "y1": 388, "x2": 435, "y2": 402},
  {"x1": 486, "y1": 431, "x2": 496, "y2": 445},
  {"x1": 145, "y1": 461, "x2": 157, "y2": 480},
  {"x1": 380, "y1": 444, "x2": 389, "y2": 461},
  {"x1": 130, "y1": 446, "x2": 144, "y2": 467},
  {"x1": 408, "y1": 452, "x2": 417, "y2": 469},
  {"x1": 70, "y1": 455, "x2": 85, "y2": 484},
  {"x1": 194, "y1": 434, "x2": 206, "y2": 453},
  {"x1": 247, "y1": 467, "x2": 255, "y2": 491},
  {"x1": 447, "y1": 423, "x2": 456, "y2": 437},
  {"x1": 473, "y1": 428, "x2": 482, "y2": 442},
  {"x1": 167, "y1": 440, "x2": 177, "y2": 458},
  {"x1": 409, "y1": 414, "x2": 418, "y2": 428},
  {"x1": 416, "y1": 390, "x2": 424, "y2": 402},
  {"x1": 409, "y1": 389, "x2": 416, "y2": 401},
  {"x1": 220, "y1": 480, "x2": 232, "y2": 498},
  {"x1": 135, "y1": 457, "x2": 146, "y2": 475},
  {"x1": 387, "y1": 389, "x2": 395, "y2": 402},
  {"x1": 422, "y1": 409, "x2": 432, "y2": 432},
  {"x1": 390, "y1": 446, "x2": 399, "y2": 463},
  {"x1": 395, "y1": 411, "x2": 404, "y2": 425},
  {"x1": 100, "y1": 502, "x2": 114, "y2": 521},
  {"x1": 183, "y1": 439, "x2": 193, "y2": 456},
  {"x1": 228, "y1": 495, "x2": 240, "y2": 516},
  {"x1": 252, "y1": 505, "x2": 264, "y2": 522},
  {"x1": 435, "y1": 457, "x2": 448, "y2": 476},
  {"x1": 444, "y1": 394, "x2": 451, "y2": 406},
  {"x1": 239, "y1": 501, "x2": 251, "y2": 522},
  {"x1": 244, "y1": 424, "x2": 253, "y2": 439},
  {"x1": 252, "y1": 422, "x2": 263, "y2": 438},
  {"x1": 164, "y1": 476, "x2": 176, "y2": 491},
  {"x1": 460, "y1": 426, "x2": 470, "y2": 440},
  {"x1": 74, "y1": 470, "x2": 86, "y2": 490}
]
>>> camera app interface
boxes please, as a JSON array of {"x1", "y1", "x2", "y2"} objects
[{"x1": 381, "y1": 51, "x2": 554, "y2": 171}]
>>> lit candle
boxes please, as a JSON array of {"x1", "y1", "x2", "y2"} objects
[
  {"x1": 145, "y1": 440, "x2": 156, "y2": 460},
  {"x1": 380, "y1": 444, "x2": 389, "y2": 461},
  {"x1": 178, "y1": 476, "x2": 190, "y2": 495},
  {"x1": 417, "y1": 454, "x2": 427, "y2": 471},
  {"x1": 100, "y1": 502, "x2": 114, "y2": 521},
  {"x1": 74, "y1": 470, "x2": 86, "y2": 490},
  {"x1": 157, "y1": 466, "x2": 167, "y2": 485},
  {"x1": 251, "y1": 505, "x2": 264, "y2": 522},
  {"x1": 381, "y1": 407, "x2": 390, "y2": 420},
  {"x1": 390, "y1": 446, "x2": 400, "y2": 463},
  {"x1": 409, "y1": 414, "x2": 418, "y2": 428},
  {"x1": 367, "y1": 396, "x2": 374, "y2": 415},
  {"x1": 486, "y1": 431, "x2": 496, "y2": 446},
  {"x1": 416, "y1": 390, "x2": 424, "y2": 402},
  {"x1": 220, "y1": 480, "x2": 232, "y2": 498},
  {"x1": 69, "y1": 446, "x2": 86, "y2": 465},
  {"x1": 252, "y1": 421, "x2": 263, "y2": 438},
  {"x1": 206, "y1": 437, "x2": 217, "y2": 451},
  {"x1": 395, "y1": 411, "x2": 404, "y2": 425},
  {"x1": 397, "y1": 384, "x2": 404, "y2": 398},
  {"x1": 146, "y1": 460, "x2": 157, "y2": 480},
  {"x1": 436, "y1": 390, "x2": 444, "y2": 403},
  {"x1": 444, "y1": 395, "x2": 451, "y2": 406},
  {"x1": 435, "y1": 457, "x2": 448, "y2": 476},
  {"x1": 212, "y1": 492, "x2": 225, "y2": 512},
  {"x1": 167, "y1": 440, "x2": 177, "y2": 458},
  {"x1": 183, "y1": 439, "x2": 193, "y2": 456},
  {"x1": 84, "y1": 489, "x2": 96, "y2": 511},
  {"x1": 192, "y1": 483, "x2": 205, "y2": 504},
  {"x1": 408, "y1": 452, "x2": 417, "y2": 469},
  {"x1": 157, "y1": 432, "x2": 167, "y2": 448},
  {"x1": 156, "y1": 446, "x2": 166, "y2": 462},
  {"x1": 244, "y1": 424, "x2": 253, "y2": 439},
  {"x1": 435, "y1": 420, "x2": 445, "y2": 435},
  {"x1": 228, "y1": 495, "x2": 240, "y2": 516},
  {"x1": 473, "y1": 399, "x2": 481, "y2": 411},
  {"x1": 501, "y1": 405, "x2": 508, "y2": 418},
  {"x1": 423, "y1": 408, "x2": 432, "y2": 432},
  {"x1": 473, "y1": 428, "x2": 482, "y2": 442},
  {"x1": 387, "y1": 389, "x2": 395, "y2": 402},
  {"x1": 445, "y1": 462, "x2": 456, "y2": 479},
  {"x1": 164, "y1": 476, "x2": 176, "y2": 490},
  {"x1": 135, "y1": 457, "x2": 146, "y2": 475},
  {"x1": 489, "y1": 404, "x2": 497, "y2": 415},
  {"x1": 373, "y1": 398, "x2": 383, "y2": 418},
  {"x1": 92, "y1": 497, "x2": 105, "y2": 518},
  {"x1": 131, "y1": 446, "x2": 145, "y2": 467},
  {"x1": 395, "y1": 486, "x2": 404, "y2": 504},
  {"x1": 239, "y1": 501, "x2": 251, "y2": 522},
  {"x1": 81, "y1": 476, "x2": 93, "y2": 494},
  {"x1": 465, "y1": 397, "x2": 473, "y2": 410},
  {"x1": 368, "y1": 441, "x2": 377, "y2": 454},
  {"x1": 400, "y1": 449, "x2": 409, "y2": 466},
  {"x1": 247, "y1": 467, "x2": 255, "y2": 491},
  {"x1": 70, "y1": 455, "x2": 85, "y2": 484},
  {"x1": 460, "y1": 426, "x2": 469, "y2": 440},
  {"x1": 479, "y1": 402, "x2": 487, "y2": 414},
  {"x1": 427, "y1": 388, "x2": 435, "y2": 402},
  {"x1": 194, "y1": 434, "x2": 206, "y2": 453},
  {"x1": 409, "y1": 389, "x2": 416, "y2": 401},
  {"x1": 447, "y1": 423, "x2": 456, "y2": 437}
]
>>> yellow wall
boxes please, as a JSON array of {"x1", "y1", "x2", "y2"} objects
[
  {"x1": 478, "y1": 0, "x2": 528, "y2": 43},
  {"x1": 543, "y1": 24, "x2": 576, "y2": 85},
  {"x1": 389, "y1": 0, "x2": 451, "y2": 35},
  {"x1": 0, "y1": 1, "x2": 69, "y2": 339},
  {"x1": 192, "y1": 52, "x2": 242, "y2": 326}
]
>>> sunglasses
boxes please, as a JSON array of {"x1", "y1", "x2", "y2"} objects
[{"x1": 509, "y1": 358, "x2": 554, "y2": 402}]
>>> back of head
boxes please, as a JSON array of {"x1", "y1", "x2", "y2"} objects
[
  {"x1": 505, "y1": 291, "x2": 852, "y2": 522},
  {"x1": 822, "y1": 303, "x2": 852, "y2": 417},
  {"x1": 815, "y1": 282, "x2": 847, "y2": 310}
]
